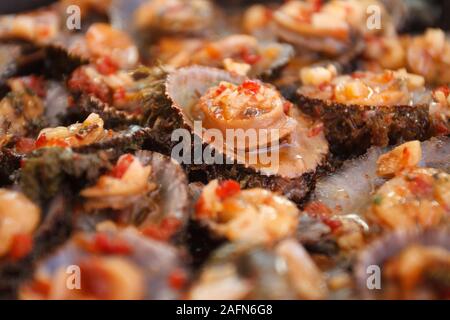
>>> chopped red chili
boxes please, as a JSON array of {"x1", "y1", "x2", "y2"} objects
[
  {"x1": 240, "y1": 48, "x2": 261, "y2": 65},
  {"x1": 168, "y1": 268, "x2": 187, "y2": 290},
  {"x1": 240, "y1": 80, "x2": 260, "y2": 94},
  {"x1": 216, "y1": 180, "x2": 241, "y2": 200},
  {"x1": 96, "y1": 56, "x2": 118, "y2": 75},
  {"x1": 91, "y1": 233, "x2": 132, "y2": 255}
]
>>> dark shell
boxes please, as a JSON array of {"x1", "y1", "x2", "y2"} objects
[
  {"x1": 64, "y1": 95, "x2": 143, "y2": 130},
  {"x1": 75, "y1": 150, "x2": 191, "y2": 243},
  {"x1": 0, "y1": 192, "x2": 73, "y2": 299},
  {"x1": 295, "y1": 93, "x2": 431, "y2": 157},
  {"x1": 354, "y1": 228, "x2": 450, "y2": 299},
  {"x1": 22, "y1": 228, "x2": 189, "y2": 300},
  {"x1": 164, "y1": 66, "x2": 329, "y2": 204}
]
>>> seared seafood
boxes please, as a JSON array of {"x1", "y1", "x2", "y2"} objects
[
  {"x1": 20, "y1": 228, "x2": 189, "y2": 299},
  {"x1": 167, "y1": 34, "x2": 294, "y2": 77},
  {"x1": 405, "y1": 28, "x2": 450, "y2": 86},
  {"x1": 166, "y1": 66, "x2": 329, "y2": 203},
  {"x1": 53, "y1": 151, "x2": 188, "y2": 242},
  {"x1": 296, "y1": 67, "x2": 431, "y2": 156}
]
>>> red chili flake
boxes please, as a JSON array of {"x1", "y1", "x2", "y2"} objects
[
  {"x1": 434, "y1": 122, "x2": 450, "y2": 135},
  {"x1": 15, "y1": 137, "x2": 35, "y2": 153},
  {"x1": 28, "y1": 279, "x2": 51, "y2": 297},
  {"x1": 216, "y1": 180, "x2": 241, "y2": 200},
  {"x1": 215, "y1": 84, "x2": 227, "y2": 96},
  {"x1": 240, "y1": 80, "x2": 260, "y2": 94},
  {"x1": 68, "y1": 68, "x2": 111, "y2": 103},
  {"x1": 142, "y1": 217, "x2": 182, "y2": 241},
  {"x1": 304, "y1": 201, "x2": 332, "y2": 216},
  {"x1": 435, "y1": 86, "x2": 450, "y2": 97},
  {"x1": 321, "y1": 217, "x2": 342, "y2": 232},
  {"x1": 283, "y1": 101, "x2": 292, "y2": 113},
  {"x1": 91, "y1": 233, "x2": 132, "y2": 255},
  {"x1": 240, "y1": 48, "x2": 261, "y2": 65},
  {"x1": 9, "y1": 233, "x2": 33, "y2": 260},
  {"x1": 264, "y1": 8, "x2": 273, "y2": 20},
  {"x1": 408, "y1": 175, "x2": 433, "y2": 198},
  {"x1": 168, "y1": 268, "x2": 187, "y2": 290},
  {"x1": 307, "y1": 122, "x2": 324, "y2": 137},
  {"x1": 206, "y1": 45, "x2": 221, "y2": 60},
  {"x1": 34, "y1": 134, "x2": 69, "y2": 149},
  {"x1": 96, "y1": 56, "x2": 118, "y2": 75},
  {"x1": 79, "y1": 259, "x2": 112, "y2": 299},
  {"x1": 195, "y1": 196, "x2": 210, "y2": 218},
  {"x1": 20, "y1": 76, "x2": 46, "y2": 98},
  {"x1": 351, "y1": 71, "x2": 366, "y2": 79},
  {"x1": 109, "y1": 154, "x2": 135, "y2": 179},
  {"x1": 303, "y1": 201, "x2": 342, "y2": 231},
  {"x1": 311, "y1": 0, "x2": 323, "y2": 12}
]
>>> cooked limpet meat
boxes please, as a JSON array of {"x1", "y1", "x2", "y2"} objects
[
  {"x1": 355, "y1": 229, "x2": 450, "y2": 299},
  {"x1": 273, "y1": 0, "x2": 393, "y2": 58},
  {"x1": 189, "y1": 239, "x2": 328, "y2": 300},
  {"x1": 299, "y1": 67, "x2": 428, "y2": 107},
  {"x1": 296, "y1": 67, "x2": 431, "y2": 156},
  {"x1": 166, "y1": 66, "x2": 329, "y2": 203},
  {"x1": 195, "y1": 179, "x2": 299, "y2": 244},
  {"x1": 168, "y1": 34, "x2": 294, "y2": 77},
  {"x1": 405, "y1": 28, "x2": 450, "y2": 86},
  {"x1": 134, "y1": 0, "x2": 214, "y2": 36},
  {"x1": 0, "y1": 189, "x2": 40, "y2": 258},
  {"x1": 20, "y1": 228, "x2": 188, "y2": 300},
  {"x1": 196, "y1": 80, "x2": 297, "y2": 147},
  {"x1": 367, "y1": 167, "x2": 449, "y2": 230}
]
